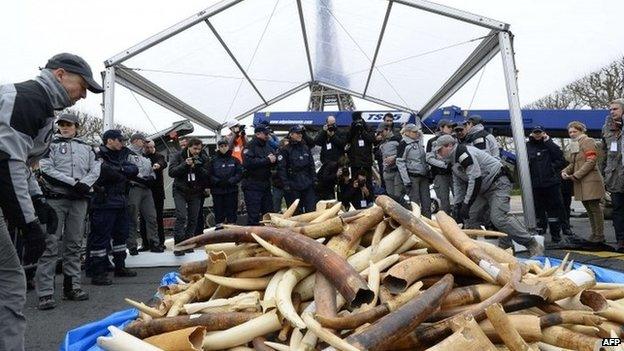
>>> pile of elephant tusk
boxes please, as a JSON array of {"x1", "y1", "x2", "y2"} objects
[{"x1": 97, "y1": 196, "x2": 624, "y2": 351}]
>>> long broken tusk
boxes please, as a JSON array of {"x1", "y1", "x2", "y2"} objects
[
  {"x1": 204, "y1": 273, "x2": 270, "y2": 291},
  {"x1": 276, "y1": 268, "x2": 311, "y2": 329},
  {"x1": 251, "y1": 233, "x2": 294, "y2": 259},
  {"x1": 301, "y1": 312, "x2": 361, "y2": 351},
  {"x1": 484, "y1": 303, "x2": 536, "y2": 351},
  {"x1": 262, "y1": 269, "x2": 287, "y2": 312},
  {"x1": 383, "y1": 253, "x2": 470, "y2": 293},
  {"x1": 310, "y1": 202, "x2": 342, "y2": 223},
  {"x1": 124, "y1": 298, "x2": 165, "y2": 318},
  {"x1": 202, "y1": 311, "x2": 283, "y2": 350},
  {"x1": 97, "y1": 326, "x2": 163, "y2": 351}
]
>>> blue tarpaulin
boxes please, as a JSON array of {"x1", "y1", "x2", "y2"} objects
[{"x1": 62, "y1": 262, "x2": 623, "y2": 350}]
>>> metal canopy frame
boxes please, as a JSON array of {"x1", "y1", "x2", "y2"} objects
[{"x1": 101, "y1": 0, "x2": 536, "y2": 228}]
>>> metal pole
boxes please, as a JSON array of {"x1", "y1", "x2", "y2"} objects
[
  {"x1": 102, "y1": 66, "x2": 115, "y2": 132},
  {"x1": 498, "y1": 31, "x2": 536, "y2": 229}
]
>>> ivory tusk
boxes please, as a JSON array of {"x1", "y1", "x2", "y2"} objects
[
  {"x1": 463, "y1": 229, "x2": 508, "y2": 237},
  {"x1": 262, "y1": 269, "x2": 287, "y2": 312},
  {"x1": 296, "y1": 330, "x2": 318, "y2": 351},
  {"x1": 370, "y1": 221, "x2": 387, "y2": 256},
  {"x1": 264, "y1": 341, "x2": 290, "y2": 351},
  {"x1": 227, "y1": 257, "x2": 309, "y2": 274},
  {"x1": 124, "y1": 298, "x2": 165, "y2": 318},
  {"x1": 383, "y1": 253, "x2": 471, "y2": 293},
  {"x1": 310, "y1": 202, "x2": 342, "y2": 223},
  {"x1": 376, "y1": 196, "x2": 495, "y2": 284},
  {"x1": 183, "y1": 291, "x2": 260, "y2": 314},
  {"x1": 593, "y1": 287, "x2": 624, "y2": 300},
  {"x1": 360, "y1": 260, "x2": 381, "y2": 311},
  {"x1": 252, "y1": 337, "x2": 276, "y2": 351},
  {"x1": 484, "y1": 303, "x2": 536, "y2": 351},
  {"x1": 536, "y1": 342, "x2": 576, "y2": 351},
  {"x1": 301, "y1": 312, "x2": 362, "y2": 351},
  {"x1": 541, "y1": 326, "x2": 602, "y2": 351},
  {"x1": 251, "y1": 233, "x2": 294, "y2": 259},
  {"x1": 440, "y1": 284, "x2": 501, "y2": 308},
  {"x1": 556, "y1": 290, "x2": 608, "y2": 312},
  {"x1": 479, "y1": 314, "x2": 542, "y2": 343},
  {"x1": 97, "y1": 326, "x2": 163, "y2": 351},
  {"x1": 594, "y1": 282, "x2": 624, "y2": 289},
  {"x1": 202, "y1": 311, "x2": 283, "y2": 350},
  {"x1": 290, "y1": 328, "x2": 303, "y2": 350},
  {"x1": 424, "y1": 315, "x2": 497, "y2": 351},
  {"x1": 283, "y1": 199, "x2": 300, "y2": 218},
  {"x1": 539, "y1": 310, "x2": 603, "y2": 328},
  {"x1": 292, "y1": 217, "x2": 344, "y2": 238},
  {"x1": 518, "y1": 267, "x2": 596, "y2": 302},
  {"x1": 143, "y1": 326, "x2": 205, "y2": 351},
  {"x1": 204, "y1": 273, "x2": 270, "y2": 291},
  {"x1": 360, "y1": 254, "x2": 399, "y2": 278},
  {"x1": 597, "y1": 300, "x2": 624, "y2": 324},
  {"x1": 276, "y1": 268, "x2": 312, "y2": 329}
]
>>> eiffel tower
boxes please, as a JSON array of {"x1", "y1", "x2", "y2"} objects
[{"x1": 307, "y1": 0, "x2": 355, "y2": 112}]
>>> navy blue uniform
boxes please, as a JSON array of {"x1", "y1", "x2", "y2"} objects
[
  {"x1": 242, "y1": 137, "x2": 275, "y2": 225},
  {"x1": 209, "y1": 150, "x2": 243, "y2": 224},
  {"x1": 88, "y1": 146, "x2": 138, "y2": 277},
  {"x1": 278, "y1": 140, "x2": 316, "y2": 214}
]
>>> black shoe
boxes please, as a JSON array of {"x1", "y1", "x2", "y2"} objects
[
  {"x1": 173, "y1": 250, "x2": 185, "y2": 256},
  {"x1": 114, "y1": 268, "x2": 137, "y2": 277},
  {"x1": 63, "y1": 288, "x2": 89, "y2": 301},
  {"x1": 158, "y1": 244, "x2": 167, "y2": 251},
  {"x1": 92, "y1": 275, "x2": 113, "y2": 286},
  {"x1": 150, "y1": 246, "x2": 164, "y2": 253},
  {"x1": 38, "y1": 295, "x2": 56, "y2": 310},
  {"x1": 128, "y1": 248, "x2": 139, "y2": 256},
  {"x1": 184, "y1": 248, "x2": 194, "y2": 253},
  {"x1": 137, "y1": 246, "x2": 150, "y2": 252}
]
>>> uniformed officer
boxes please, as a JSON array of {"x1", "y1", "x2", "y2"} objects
[
  {"x1": 378, "y1": 123, "x2": 403, "y2": 199},
  {"x1": 434, "y1": 134, "x2": 544, "y2": 256},
  {"x1": 426, "y1": 119, "x2": 455, "y2": 213},
  {"x1": 126, "y1": 133, "x2": 161, "y2": 255},
  {"x1": 209, "y1": 138, "x2": 243, "y2": 224},
  {"x1": 242, "y1": 125, "x2": 276, "y2": 225},
  {"x1": 35, "y1": 113, "x2": 101, "y2": 310},
  {"x1": 88, "y1": 130, "x2": 139, "y2": 285},
  {"x1": 462, "y1": 115, "x2": 501, "y2": 159},
  {"x1": 0, "y1": 53, "x2": 102, "y2": 349},
  {"x1": 396, "y1": 123, "x2": 431, "y2": 218},
  {"x1": 278, "y1": 125, "x2": 317, "y2": 214}
]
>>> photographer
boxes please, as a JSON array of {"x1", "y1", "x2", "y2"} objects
[
  {"x1": 168, "y1": 138, "x2": 209, "y2": 256},
  {"x1": 344, "y1": 169, "x2": 374, "y2": 210},
  {"x1": 226, "y1": 120, "x2": 247, "y2": 163},
  {"x1": 347, "y1": 111, "x2": 375, "y2": 181},
  {"x1": 278, "y1": 125, "x2": 317, "y2": 214},
  {"x1": 314, "y1": 115, "x2": 345, "y2": 164}
]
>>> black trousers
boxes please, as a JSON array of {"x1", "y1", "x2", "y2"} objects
[
  {"x1": 140, "y1": 194, "x2": 165, "y2": 246},
  {"x1": 560, "y1": 179, "x2": 573, "y2": 231},
  {"x1": 533, "y1": 184, "x2": 564, "y2": 241},
  {"x1": 284, "y1": 186, "x2": 316, "y2": 214},
  {"x1": 213, "y1": 192, "x2": 238, "y2": 224}
]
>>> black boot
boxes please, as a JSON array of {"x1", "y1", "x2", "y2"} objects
[
  {"x1": 114, "y1": 267, "x2": 137, "y2": 277},
  {"x1": 63, "y1": 275, "x2": 89, "y2": 301},
  {"x1": 92, "y1": 273, "x2": 112, "y2": 286}
]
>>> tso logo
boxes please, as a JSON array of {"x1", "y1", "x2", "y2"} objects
[{"x1": 363, "y1": 112, "x2": 411, "y2": 123}]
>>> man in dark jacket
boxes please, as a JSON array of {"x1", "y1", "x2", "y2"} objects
[
  {"x1": 140, "y1": 140, "x2": 168, "y2": 251},
  {"x1": 347, "y1": 111, "x2": 375, "y2": 179},
  {"x1": 168, "y1": 138, "x2": 209, "y2": 256},
  {"x1": 243, "y1": 125, "x2": 277, "y2": 225},
  {"x1": 316, "y1": 161, "x2": 340, "y2": 200},
  {"x1": 602, "y1": 99, "x2": 624, "y2": 252},
  {"x1": 88, "y1": 130, "x2": 139, "y2": 285},
  {"x1": 209, "y1": 139, "x2": 243, "y2": 224},
  {"x1": 278, "y1": 125, "x2": 317, "y2": 214},
  {"x1": 344, "y1": 169, "x2": 375, "y2": 209},
  {"x1": 314, "y1": 115, "x2": 345, "y2": 164},
  {"x1": 0, "y1": 53, "x2": 102, "y2": 347},
  {"x1": 526, "y1": 126, "x2": 566, "y2": 243}
]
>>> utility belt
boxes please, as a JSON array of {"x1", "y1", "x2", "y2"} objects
[
  {"x1": 492, "y1": 167, "x2": 513, "y2": 184},
  {"x1": 45, "y1": 191, "x2": 86, "y2": 200}
]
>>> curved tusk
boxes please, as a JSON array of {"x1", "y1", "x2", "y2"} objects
[
  {"x1": 296, "y1": 330, "x2": 318, "y2": 351},
  {"x1": 540, "y1": 310, "x2": 604, "y2": 328},
  {"x1": 310, "y1": 202, "x2": 342, "y2": 223},
  {"x1": 251, "y1": 233, "x2": 294, "y2": 259},
  {"x1": 292, "y1": 217, "x2": 344, "y2": 239},
  {"x1": 262, "y1": 269, "x2": 287, "y2": 312},
  {"x1": 289, "y1": 328, "x2": 303, "y2": 350},
  {"x1": 97, "y1": 326, "x2": 163, "y2": 351},
  {"x1": 202, "y1": 311, "x2": 283, "y2": 350},
  {"x1": 383, "y1": 253, "x2": 471, "y2": 293},
  {"x1": 276, "y1": 268, "x2": 312, "y2": 329},
  {"x1": 283, "y1": 199, "x2": 300, "y2": 218},
  {"x1": 301, "y1": 312, "x2": 362, "y2": 351},
  {"x1": 264, "y1": 341, "x2": 290, "y2": 351},
  {"x1": 424, "y1": 315, "x2": 497, "y2": 351},
  {"x1": 204, "y1": 273, "x2": 270, "y2": 291},
  {"x1": 184, "y1": 291, "x2": 260, "y2": 314},
  {"x1": 360, "y1": 254, "x2": 399, "y2": 278},
  {"x1": 479, "y1": 314, "x2": 542, "y2": 343},
  {"x1": 440, "y1": 283, "x2": 501, "y2": 309},
  {"x1": 124, "y1": 298, "x2": 165, "y2": 318},
  {"x1": 593, "y1": 287, "x2": 624, "y2": 300}
]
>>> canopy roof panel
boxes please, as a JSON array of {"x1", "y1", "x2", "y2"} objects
[{"x1": 106, "y1": 0, "x2": 509, "y2": 128}]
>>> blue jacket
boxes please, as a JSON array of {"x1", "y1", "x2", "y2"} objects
[
  {"x1": 91, "y1": 145, "x2": 138, "y2": 209},
  {"x1": 277, "y1": 140, "x2": 316, "y2": 191},
  {"x1": 209, "y1": 150, "x2": 243, "y2": 195},
  {"x1": 242, "y1": 137, "x2": 275, "y2": 190}
]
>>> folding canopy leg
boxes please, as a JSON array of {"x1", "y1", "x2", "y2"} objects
[{"x1": 103, "y1": 67, "x2": 116, "y2": 132}]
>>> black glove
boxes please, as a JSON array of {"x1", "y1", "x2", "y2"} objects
[
  {"x1": 459, "y1": 203, "x2": 471, "y2": 220},
  {"x1": 23, "y1": 220, "x2": 47, "y2": 264},
  {"x1": 73, "y1": 182, "x2": 91, "y2": 196},
  {"x1": 33, "y1": 197, "x2": 58, "y2": 234}
]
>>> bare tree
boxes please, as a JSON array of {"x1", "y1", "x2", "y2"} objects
[
  {"x1": 525, "y1": 56, "x2": 624, "y2": 109},
  {"x1": 60, "y1": 109, "x2": 141, "y2": 145}
]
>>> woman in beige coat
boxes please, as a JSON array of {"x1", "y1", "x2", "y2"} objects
[{"x1": 561, "y1": 121, "x2": 606, "y2": 243}]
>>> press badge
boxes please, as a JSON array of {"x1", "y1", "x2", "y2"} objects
[
  {"x1": 611, "y1": 141, "x2": 618, "y2": 152},
  {"x1": 358, "y1": 139, "x2": 364, "y2": 147},
  {"x1": 360, "y1": 200, "x2": 367, "y2": 207},
  {"x1": 326, "y1": 143, "x2": 332, "y2": 150},
  {"x1": 60, "y1": 143, "x2": 67, "y2": 154},
  {"x1": 188, "y1": 173, "x2": 196, "y2": 182}
]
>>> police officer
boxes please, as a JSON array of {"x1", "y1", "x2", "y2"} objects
[
  {"x1": 242, "y1": 125, "x2": 276, "y2": 225},
  {"x1": 209, "y1": 139, "x2": 243, "y2": 224},
  {"x1": 126, "y1": 133, "x2": 161, "y2": 255},
  {"x1": 35, "y1": 113, "x2": 101, "y2": 310},
  {"x1": 278, "y1": 125, "x2": 317, "y2": 214},
  {"x1": 603, "y1": 98, "x2": 624, "y2": 252},
  {"x1": 0, "y1": 53, "x2": 102, "y2": 348},
  {"x1": 396, "y1": 123, "x2": 431, "y2": 218},
  {"x1": 140, "y1": 140, "x2": 168, "y2": 251},
  {"x1": 89, "y1": 130, "x2": 139, "y2": 285},
  {"x1": 526, "y1": 125, "x2": 566, "y2": 243},
  {"x1": 426, "y1": 119, "x2": 455, "y2": 213},
  {"x1": 314, "y1": 115, "x2": 345, "y2": 164},
  {"x1": 462, "y1": 115, "x2": 500, "y2": 158},
  {"x1": 169, "y1": 138, "x2": 209, "y2": 256},
  {"x1": 434, "y1": 134, "x2": 543, "y2": 256},
  {"x1": 378, "y1": 123, "x2": 403, "y2": 199}
]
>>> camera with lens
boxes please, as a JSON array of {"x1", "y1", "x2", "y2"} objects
[
  {"x1": 327, "y1": 125, "x2": 337, "y2": 132},
  {"x1": 191, "y1": 156, "x2": 203, "y2": 167}
]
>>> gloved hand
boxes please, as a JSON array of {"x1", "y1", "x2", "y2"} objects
[
  {"x1": 120, "y1": 161, "x2": 139, "y2": 178},
  {"x1": 459, "y1": 203, "x2": 471, "y2": 220},
  {"x1": 73, "y1": 182, "x2": 91, "y2": 196},
  {"x1": 23, "y1": 220, "x2": 47, "y2": 264},
  {"x1": 33, "y1": 197, "x2": 58, "y2": 234}
]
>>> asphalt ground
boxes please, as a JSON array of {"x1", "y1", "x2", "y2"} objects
[{"x1": 24, "y1": 204, "x2": 623, "y2": 350}]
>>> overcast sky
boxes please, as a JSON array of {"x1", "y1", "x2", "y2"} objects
[{"x1": 2, "y1": 0, "x2": 623, "y2": 136}]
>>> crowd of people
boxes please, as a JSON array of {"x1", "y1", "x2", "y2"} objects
[{"x1": 0, "y1": 53, "x2": 623, "y2": 351}]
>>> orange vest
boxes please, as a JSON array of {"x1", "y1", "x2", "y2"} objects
[{"x1": 231, "y1": 135, "x2": 245, "y2": 163}]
